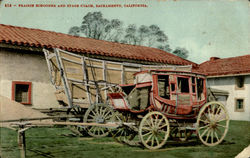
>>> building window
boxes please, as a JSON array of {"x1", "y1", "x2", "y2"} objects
[
  {"x1": 12, "y1": 81, "x2": 32, "y2": 105},
  {"x1": 235, "y1": 76, "x2": 245, "y2": 89},
  {"x1": 235, "y1": 98, "x2": 244, "y2": 112}
]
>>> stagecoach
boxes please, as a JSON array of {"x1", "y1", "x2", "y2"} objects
[{"x1": 84, "y1": 70, "x2": 229, "y2": 149}]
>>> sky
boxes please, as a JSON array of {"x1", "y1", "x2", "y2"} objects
[{"x1": 0, "y1": 0, "x2": 249, "y2": 63}]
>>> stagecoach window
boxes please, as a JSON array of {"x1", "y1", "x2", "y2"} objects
[
  {"x1": 171, "y1": 83, "x2": 175, "y2": 92},
  {"x1": 192, "y1": 77, "x2": 195, "y2": 84},
  {"x1": 158, "y1": 75, "x2": 170, "y2": 99},
  {"x1": 177, "y1": 77, "x2": 189, "y2": 93},
  {"x1": 192, "y1": 85, "x2": 196, "y2": 93},
  {"x1": 197, "y1": 78, "x2": 204, "y2": 100}
]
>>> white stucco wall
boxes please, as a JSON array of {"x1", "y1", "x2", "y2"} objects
[
  {"x1": 0, "y1": 48, "x2": 60, "y2": 109},
  {"x1": 207, "y1": 76, "x2": 250, "y2": 121}
]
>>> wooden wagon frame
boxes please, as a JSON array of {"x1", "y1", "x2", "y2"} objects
[{"x1": 42, "y1": 48, "x2": 230, "y2": 150}]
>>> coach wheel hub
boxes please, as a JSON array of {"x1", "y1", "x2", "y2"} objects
[{"x1": 96, "y1": 117, "x2": 105, "y2": 123}]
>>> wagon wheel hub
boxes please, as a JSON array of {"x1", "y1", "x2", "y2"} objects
[
  {"x1": 96, "y1": 116, "x2": 105, "y2": 123},
  {"x1": 152, "y1": 129, "x2": 158, "y2": 135},
  {"x1": 210, "y1": 121, "x2": 217, "y2": 129}
]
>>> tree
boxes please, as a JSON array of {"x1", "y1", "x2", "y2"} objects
[
  {"x1": 157, "y1": 44, "x2": 172, "y2": 53},
  {"x1": 68, "y1": 12, "x2": 123, "y2": 42},
  {"x1": 122, "y1": 24, "x2": 168, "y2": 49},
  {"x1": 172, "y1": 47, "x2": 189, "y2": 59},
  {"x1": 68, "y1": 26, "x2": 81, "y2": 36},
  {"x1": 68, "y1": 11, "x2": 190, "y2": 59}
]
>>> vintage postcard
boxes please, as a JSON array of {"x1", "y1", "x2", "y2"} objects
[{"x1": 0, "y1": 0, "x2": 249, "y2": 157}]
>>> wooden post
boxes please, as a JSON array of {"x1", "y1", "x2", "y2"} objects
[
  {"x1": 18, "y1": 126, "x2": 28, "y2": 158},
  {"x1": 121, "y1": 64, "x2": 125, "y2": 84},
  {"x1": 102, "y1": 61, "x2": 107, "y2": 99}
]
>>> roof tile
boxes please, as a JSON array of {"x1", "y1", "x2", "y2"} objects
[
  {"x1": 198, "y1": 55, "x2": 250, "y2": 76},
  {"x1": 0, "y1": 24, "x2": 196, "y2": 66}
]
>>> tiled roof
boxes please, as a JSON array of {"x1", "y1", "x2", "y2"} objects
[
  {"x1": 198, "y1": 55, "x2": 250, "y2": 76},
  {"x1": 0, "y1": 24, "x2": 196, "y2": 66}
]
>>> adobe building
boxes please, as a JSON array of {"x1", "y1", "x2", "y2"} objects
[
  {"x1": 0, "y1": 24, "x2": 196, "y2": 110},
  {"x1": 199, "y1": 56, "x2": 250, "y2": 121}
]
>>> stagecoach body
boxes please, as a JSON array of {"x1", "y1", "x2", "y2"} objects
[{"x1": 108, "y1": 70, "x2": 207, "y2": 117}]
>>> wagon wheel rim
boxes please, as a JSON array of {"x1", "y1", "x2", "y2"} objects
[
  {"x1": 197, "y1": 101, "x2": 229, "y2": 146},
  {"x1": 84, "y1": 104, "x2": 114, "y2": 138},
  {"x1": 139, "y1": 111, "x2": 170, "y2": 150}
]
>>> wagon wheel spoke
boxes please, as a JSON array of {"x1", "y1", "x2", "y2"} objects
[
  {"x1": 88, "y1": 114, "x2": 96, "y2": 119},
  {"x1": 100, "y1": 128, "x2": 105, "y2": 135},
  {"x1": 159, "y1": 124, "x2": 168, "y2": 129},
  {"x1": 154, "y1": 114, "x2": 159, "y2": 127},
  {"x1": 211, "y1": 129, "x2": 214, "y2": 144},
  {"x1": 103, "y1": 110, "x2": 112, "y2": 118},
  {"x1": 150, "y1": 116, "x2": 155, "y2": 128},
  {"x1": 198, "y1": 124, "x2": 210, "y2": 130},
  {"x1": 142, "y1": 127, "x2": 151, "y2": 131},
  {"x1": 146, "y1": 134, "x2": 153, "y2": 144},
  {"x1": 200, "y1": 126, "x2": 210, "y2": 138},
  {"x1": 151, "y1": 135, "x2": 155, "y2": 146},
  {"x1": 205, "y1": 129, "x2": 211, "y2": 143},
  {"x1": 199, "y1": 119, "x2": 210, "y2": 124},
  {"x1": 104, "y1": 114, "x2": 113, "y2": 120},
  {"x1": 142, "y1": 131, "x2": 152, "y2": 137},
  {"x1": 155, "y1": 136, "x2": 160, "y2": 146},
  {"x1": 216, "y1": 119, "x2": 227, "y2": 123},
  {"x1": 157, "y1": 118, "x2": 164, "y2": 128},
  {"x1": 145, "y1": 119, "x2": 151, "y2": 127},
  {"x1": 101, "y1": 106, "x2": 107, "y2": 116},
  {"x1": 214, "y1": 131, "x2": 219, "y2": 142},
  {"x1": 91, "y1": 110, "x2": 97, "y2": 117},
  {"x1": 215, "y1": 127, "x2": 222, "y2": 134},
  {"x1": 215, "y1": 106, "x2": 222, "y2": 115}
]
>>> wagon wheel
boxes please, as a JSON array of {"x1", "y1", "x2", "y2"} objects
[
  {"x1": 67, "y1": 106, "x2": 86, "y2": 136},
  {"x1": 139, "y1": 111, "x2": 170, "y2": 150},
  {"x1": 111, "y1": 113, "x2": 137, "y2": 145},
  {"x1": 84, "y1": 103, "x2": 114, "y2": 138},
  {"x1": 112, "y1": 126, "x2": 137, "y2": 144},
  {"x1": 170, "y1": 127, "x2": 193, "y2": 142},
  {"x1": 197, "y1": 101, "x2": 229, "y2": 146}
]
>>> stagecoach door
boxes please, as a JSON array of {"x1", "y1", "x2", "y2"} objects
[{"x1": 176, "y1": 76, "x2": 192, "y2": 105}]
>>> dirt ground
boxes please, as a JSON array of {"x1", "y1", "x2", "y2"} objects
[{"x1": 0, "y1": 95, "x2": 53, "y2": 128}]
